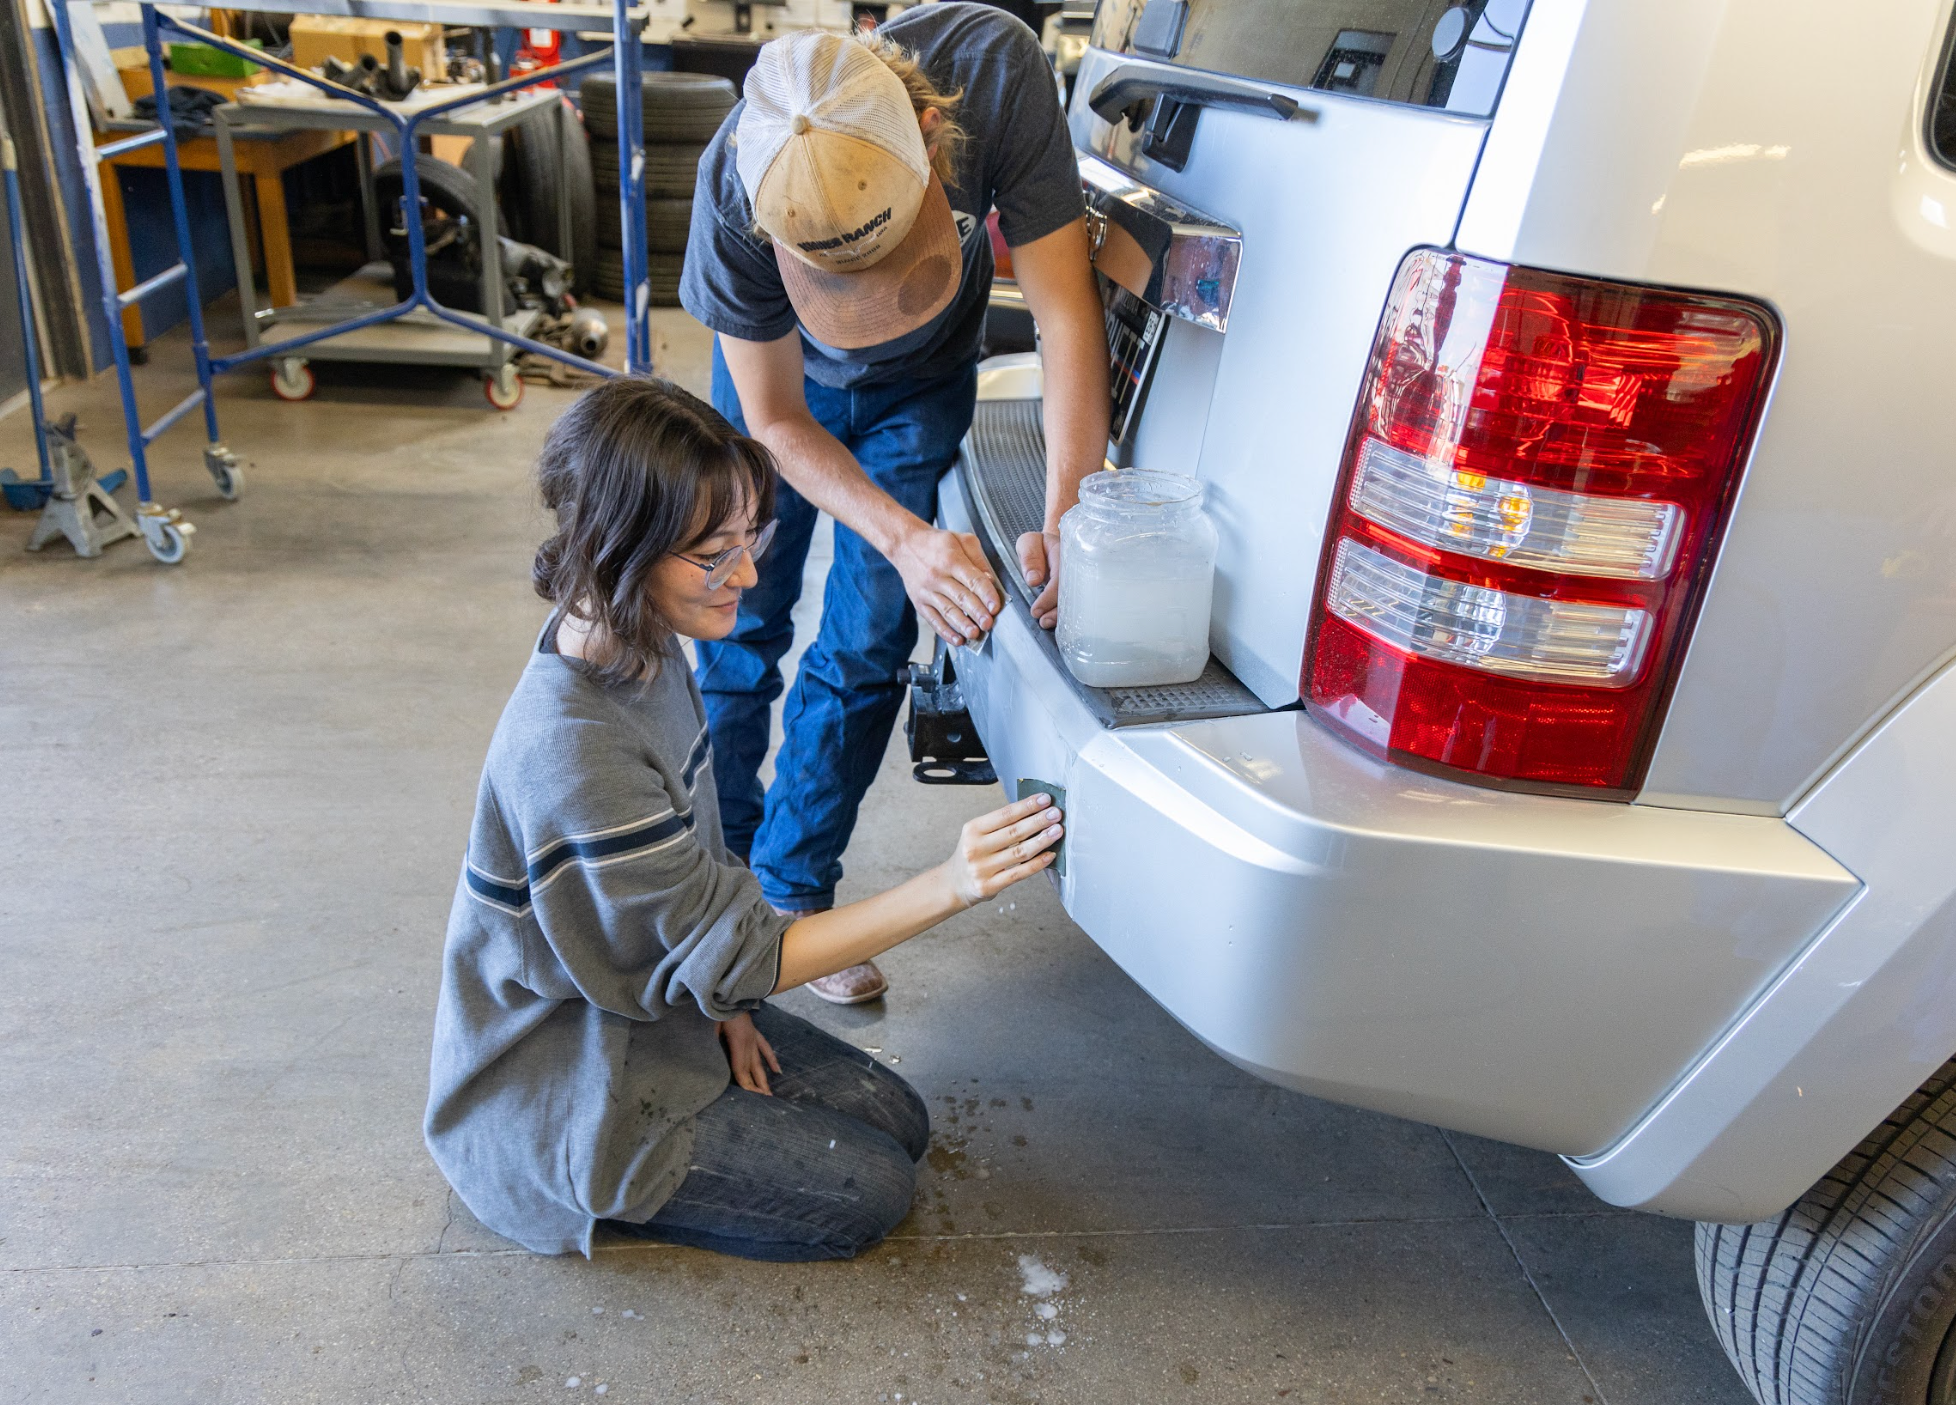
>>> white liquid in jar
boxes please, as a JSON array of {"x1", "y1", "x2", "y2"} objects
[{"x1": 1059, "y1": 560, "x2": 1214, "y2": 687}]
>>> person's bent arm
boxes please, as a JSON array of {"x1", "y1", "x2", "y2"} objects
[
  {"x1": 719, "y1": 330, "x2": 1003, "y2": 646},
  {"x1": 1007, "y1": 218, "x2": 1112, "y2": 629},
  {"x1": 773, "y1": 792, "x2": 1063, "y2": 992}
]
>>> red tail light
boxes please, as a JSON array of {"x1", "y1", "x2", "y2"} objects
[{"x1": 1303, "y1": 249, "x2": 1778, "y2": 797}]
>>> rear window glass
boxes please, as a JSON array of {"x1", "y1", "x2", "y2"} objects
[
  {"x1": 1090, "y1": 0, "x2": 1530, "y2": 117},
  {"x1": 1932, "y1": 13, "x2": 1956, "y2": 168}
]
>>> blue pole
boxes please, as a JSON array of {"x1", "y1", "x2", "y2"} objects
[
  {"x1": 141, "y1": 3, "x2": 221, "y2": 444},
  {"x1": 613, "y1": 0, "x2": 649, "y2": 372},
  {"x1": 396, "y1": 112, "x2": 430, "y2": 316},
  {"x1": 47, "y1": 0, "x2": 155, "y2": 504},
  {"x1": 1, "y1": 136, "x2": 53, "y2": 486}
]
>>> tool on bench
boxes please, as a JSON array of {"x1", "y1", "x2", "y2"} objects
[{"x1": 320, "y1": 29, "x2": 421, "y2": 100}]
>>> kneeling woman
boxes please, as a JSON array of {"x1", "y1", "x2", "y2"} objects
[{"x1": 425, "y1": 377, "x2": 1062, "y2": 1259}]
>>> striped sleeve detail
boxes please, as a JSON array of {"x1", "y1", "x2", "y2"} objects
[
  {"x1": 462, "y1": 726, "x2": 713, "y2": 917},
  {"x1": 681, "y1": 726, "x2": 713, "y2": 793},
  {"x1": 526, "y1": 808, "x2": 696, "y2": 899},
  {"x1": 465, "y1": 807, "x2": 699, "y2": 916},
  {"x1": 464, "y1": 861, "x2": 534, "y2": 917}
]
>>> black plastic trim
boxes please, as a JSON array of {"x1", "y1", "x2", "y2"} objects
[{"x1": 1088, "y1": 63, "x2": 1312, "y2": 126}]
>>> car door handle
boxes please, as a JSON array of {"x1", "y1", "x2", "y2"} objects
[{"x1": 1087, "y1": 64, "x2": 1315, "y2": 126}]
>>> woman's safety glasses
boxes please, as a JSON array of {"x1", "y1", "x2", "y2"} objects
[{"x1": 676, "y1": 519, "x2": 777, "y2": 591}]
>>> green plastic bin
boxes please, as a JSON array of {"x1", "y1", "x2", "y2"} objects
[{"x1": 166, "y1": 40, "x2": 263, "y2": 79}]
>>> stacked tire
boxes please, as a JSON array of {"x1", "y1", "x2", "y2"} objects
[
  {"x1": 579, "y1": 72, "x2": 738, "y2": 305},
  {"x1": 499, "y1": 98, "x2": 598, "y2": 298}
]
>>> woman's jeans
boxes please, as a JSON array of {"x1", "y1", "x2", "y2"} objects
[
  {"x1": 608, "y1": 1005, "x2": 930, "y2": 1262},
  {"x1": 695, "y1": 339, "x2": 979, "y2": 911}
]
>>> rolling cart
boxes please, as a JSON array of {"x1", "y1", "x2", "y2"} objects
[
  {"x1": 47, "y1": 0, "x2": 657, "y2": 563},
  {"x1": 212, "y1": 85, "x2": 574, "y2": 411}
]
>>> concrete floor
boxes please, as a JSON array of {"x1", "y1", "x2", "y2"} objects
[{"x1": 0, "y1": 308, "x2": 1754, "y2": 1405}]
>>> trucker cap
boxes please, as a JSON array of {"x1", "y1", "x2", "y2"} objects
[{"x1": 735, "y1": 31, "x2": 961, "y2": 349}]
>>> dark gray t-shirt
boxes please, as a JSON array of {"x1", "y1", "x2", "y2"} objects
[{"x1": 679, "y1": 3, "x2": 1083, "y2": 390}]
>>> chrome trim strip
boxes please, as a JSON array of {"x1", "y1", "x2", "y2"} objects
[{"x1": 1079, "y1": 151, "x2": 1241, "y2": 332}]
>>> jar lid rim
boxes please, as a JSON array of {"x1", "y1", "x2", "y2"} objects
[{"x1": 1081, "y1": 468, "x2": 1202, "y2": 506}]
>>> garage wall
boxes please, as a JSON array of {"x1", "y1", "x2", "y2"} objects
[
  {"x1": 25, "y1": 0, "x2": 119, "y2": 370},
  {"x1": 0, "y1": 164, "x2": 26, "y2": 407}
]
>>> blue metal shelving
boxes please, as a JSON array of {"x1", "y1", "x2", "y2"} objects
[{"x1": 46, "y1": 0, "x2": 654, "y2": 562}]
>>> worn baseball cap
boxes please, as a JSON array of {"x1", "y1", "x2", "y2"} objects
[{"x1": 735, "y1": 31, "x2": 960, "y2": 349}]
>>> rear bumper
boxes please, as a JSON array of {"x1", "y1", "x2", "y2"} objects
[{"x1": 940, "y1": 463, "x2": 1858, "y2": 1163}]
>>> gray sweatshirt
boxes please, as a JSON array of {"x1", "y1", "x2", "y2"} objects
[{"x1": 425, "y1": 621, "x2": 789, "y2": 1256}]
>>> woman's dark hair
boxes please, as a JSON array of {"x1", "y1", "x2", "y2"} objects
[{"x1": 533, "y1": 376, "x2": 777, "y2": 687}]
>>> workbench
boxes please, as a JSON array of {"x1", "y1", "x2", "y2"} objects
[
  {"x1": 97, "y1": 125, "x2": 356, "y2": 352},
  {"x1": 95, "y1": 64, "x2": 356, "y2": 352}
]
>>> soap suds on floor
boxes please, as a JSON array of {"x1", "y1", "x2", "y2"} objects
[
  {"x1": 1017, "y1": 1254, "x2": 1068, "y2": 1298},
  {"x1": 1016, "y1": 1254, "x2": 1072, "y2": 1348}
]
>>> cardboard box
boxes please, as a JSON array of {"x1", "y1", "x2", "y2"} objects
[
  {"x1": 117, "y1": 56, "x2": 272, "y2": 104},
  {"x1": 289, "y1": 18, "x2": 443, "y2": 78}
]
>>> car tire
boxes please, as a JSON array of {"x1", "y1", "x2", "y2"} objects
[
  {"x1": 1697, "y1": 1058, "x2": 1956, "y2": 1405},
  {"x1": 592, "y1": 140, "x2": 708, "y2": 200},
  {"x1": 579, "y1": 72, "x2": 737, "y2": 143},
  {"x1": 596, "y1": 195, "x2": 690, "y2": 253},
  {"x1": 370, "y1": 156, "x2": 488, "y2": 304},
  {"x1": 371, "y1": 154, "x2": 484, "y2": 227},
  {"x1": 500, "y1": 100, "x2": 597, "y2": 294},
  {"x1": 590, "y1": 249, "x2": 683, "y2": 306},
  {"x1": 498, "y1": 128, "x2": 542, "y2": 243}
]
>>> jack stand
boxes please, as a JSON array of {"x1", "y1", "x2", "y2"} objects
[{"x1": 26, "y1": 417, "x2": 141, "y2": 558}]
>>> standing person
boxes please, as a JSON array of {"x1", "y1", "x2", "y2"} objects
[
  {"x1": 425, "y1": 377, "x2": 1065, "y2": 1259},
  {"x1": 680, "y1": 7, "x2": 1110, "y2": 1003}
]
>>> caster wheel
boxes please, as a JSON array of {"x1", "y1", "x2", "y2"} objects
[
  {"x1": 144, "y1": 520, "x2": 191, "y2": 564},
  {"x1": 206, "y1": 449, "x2": 243, "y2": 501},
  {"x1": 270, "y1": 360, "x2": 315, "y2": 402},
  {"x1": 485, "y1": 365, "x2": 524, "y2": 411}
]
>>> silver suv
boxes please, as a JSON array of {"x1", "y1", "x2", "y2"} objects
[{"x1": 926, "y1": 2, "x2": 1956, "y2": 1402}]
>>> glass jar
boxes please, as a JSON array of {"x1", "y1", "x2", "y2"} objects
[{"x1": 1057, "y1": 469, "x2": 1218, "y2": 688}]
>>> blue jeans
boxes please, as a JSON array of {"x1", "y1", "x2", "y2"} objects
[
  {"x1": 696, "y1": 340, "x2": 978, "y2": 910},
  {"x1": 609, "y1": 1005, "x2": 929, "y2": 1261}
]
